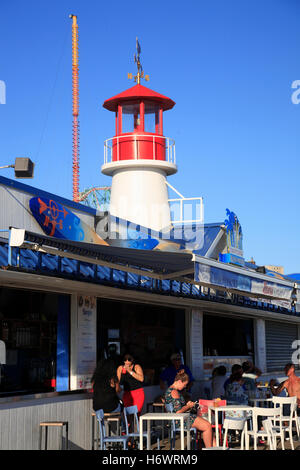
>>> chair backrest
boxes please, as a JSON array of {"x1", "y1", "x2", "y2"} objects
[
  {"x1": 124, "y1": 405, "x2": 139, "y2": 433},
  {"x1": 164, "y1": 402, "x2": 177, "y2": 432},
  {"x1": 95, "y1": 409, "x2": 106, "y2": 443},
  {"x1": 272, "y1": 396, "x2": 297, "y2": 405},
  {"x1": 165, "y1": 403, "x2": 174, "y2": 413},
  {"x1": 252, "y1": 407, "x2": 281, "y2": 433},
  {"x1": 198, "y1": 399, "x2": 227, "y2": 415},
  {"x1": 223, "y1": 417, "x2": 246, "y2": 431},
  {"x1": 272, "y1": 396, "x2": 297, "y2": 418}
]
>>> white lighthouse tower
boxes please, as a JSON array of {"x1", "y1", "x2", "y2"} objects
[{"x1": 101, "y1": 45, "x2": 177, "y2": 233}]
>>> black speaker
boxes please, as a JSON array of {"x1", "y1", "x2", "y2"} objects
[{"x1": 14, "y1": 158, "x2": 35, "y2": 178}]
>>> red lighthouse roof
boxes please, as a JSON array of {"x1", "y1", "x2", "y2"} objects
[{"x1": 103, "y1": 84, "x2": 175, "y2": 112}]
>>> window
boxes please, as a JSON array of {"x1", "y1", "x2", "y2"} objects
[
  {"x1": 96, "y1": 299, "x2": 186, "y2": 385},
  {"x1": 121, "y1": 102, "x2": 141, "y2": 133},
  {"x1": 203, "y1": 314, "x2": 254, "y2": 357},
  {"x1": 144, "y1": 102, "x2": 160, "y2": 133},
  {"x1": 0, "y1": 288, "x2": 66, "y2": 395}
]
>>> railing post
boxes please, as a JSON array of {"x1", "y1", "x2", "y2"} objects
[
  {"x1": 180, "y1": 199, "x2": 183, "y2": 223},
  {"x1": 8, "y1": 229, "x2": 12, "y2": 266},
  {"x1": 153, "y1": 135, "x2": 155, "y2": 160},
  {"x1": 174, "y1": 141, "x2": 176, "y2": 164}
]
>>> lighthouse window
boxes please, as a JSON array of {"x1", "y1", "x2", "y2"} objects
[
  {"x1": 121, "y1": 102, "x2": 141, "y2": 133},
  {"x1": 144, "y1": 102, "x2": 159, "y2": 133}
]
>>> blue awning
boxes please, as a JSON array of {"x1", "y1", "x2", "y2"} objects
[
  {"x1": 0, "y1": 228, "x2": 298, "y2": 315},
  {"x1": 7, "y1": 228, "x2": 194, "y2": 279}
]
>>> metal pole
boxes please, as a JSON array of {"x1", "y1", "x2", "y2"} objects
[{"x1": 0, "y1": 165, "x2": 14, "y2": 170}]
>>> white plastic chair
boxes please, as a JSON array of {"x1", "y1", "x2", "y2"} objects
[
  {"x1": 244, "y1": 407, "x2": 282, "y2": 450},
  {"x1": 202, "y1": 446, "x2": 228, "y2": 450},
  {"x1": 262, "y1": 418, "x2": 277, "y2": 450},
  {"x1": 272, "y1": 396, "x2": 299, "y2": 449},
  {"x1": 222, "y1": 417, "x2": 246, "y2": 450}
]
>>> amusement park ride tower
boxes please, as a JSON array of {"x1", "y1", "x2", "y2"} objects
[{"x1": 101, "y1": 41, "x2": 177, "y2": 232}]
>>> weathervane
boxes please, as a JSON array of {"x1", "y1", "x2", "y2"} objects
[{"x1": 128, "y1": 38, "x2": 150, "y2": 84}]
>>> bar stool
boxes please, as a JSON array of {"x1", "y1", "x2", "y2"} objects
[
  {"x1": 91, "y1": 411, "x2": 123, "y2": 450},
  {"x1": 39, "y1": 421, "x2": 69, "y2": 450},
  {"x1": 146, "y1": 402, "x2": 165, "y2": 413}
]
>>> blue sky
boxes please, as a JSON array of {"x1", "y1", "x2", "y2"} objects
[{"x1": 0, "y1": 0, "x2": 299, "y2": 273}]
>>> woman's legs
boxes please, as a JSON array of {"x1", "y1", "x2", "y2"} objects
[
  {"x1": 123, "y1": 389, "x2": 145, "y2": 432},
  {"x1": 192, "y1": 417, "x2": 215, "y2": 448},
  {"x1": 132, "y1": 388, "x2": 145, "y2": 415}
]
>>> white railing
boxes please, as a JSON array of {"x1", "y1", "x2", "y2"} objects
[
  {"x1": 166, "y1": 181, "x2": 204, "y2": 224},
  {"x1": 168, "y1": 197, "x2": 204, "y2": 224},
  {"x1": 103, "y1": 134, "x2": 176, "y2": 165}
]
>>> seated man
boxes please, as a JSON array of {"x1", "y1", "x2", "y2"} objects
[
  {"x1": 270, "y1": 363, "x2": 300, "y2": 415},
  {"x1": 160, "y1": 353, "x2": 195, "y2": 399}
]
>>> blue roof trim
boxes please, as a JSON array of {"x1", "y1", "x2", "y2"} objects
[
  {"x1": 286, "y1": 273, "x2": 300, "y2": 281},
  {"x1": 0, "y1": 175, "x2": 97, "y2": 216},
  {"x1": 0, "y1": 240, "x2": 297, "y2": 316}
]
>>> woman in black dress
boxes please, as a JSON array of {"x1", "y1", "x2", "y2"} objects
[{"x1": 117, "y1": 354, "x2": 145, "y2": 415}]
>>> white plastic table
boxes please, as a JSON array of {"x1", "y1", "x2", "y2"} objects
[
  {"x1": 139, "y1": 412, "x2": 191, "y2": 450},
  {"x1": 208, "y1": 405, "x2": 253, "y2": 447}
]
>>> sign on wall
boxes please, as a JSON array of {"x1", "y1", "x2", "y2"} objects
[
  {"x1": 219, "y1": 208, "x2": 245, "y2": 266},
  {"x1": 195, "y1": 262, "x2": 294, "y2": 302},
  {"x1": 76, "y1": 295, "x2": 97, "y2": 389}
]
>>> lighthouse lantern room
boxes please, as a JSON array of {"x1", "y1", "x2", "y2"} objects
[{"x1": 102, "y1": 40, "x2": 177, "y2": 232}]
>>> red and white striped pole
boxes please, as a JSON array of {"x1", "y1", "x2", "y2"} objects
[{"x1": 70, "y1": 14, "x2": 79, "y2": 202}]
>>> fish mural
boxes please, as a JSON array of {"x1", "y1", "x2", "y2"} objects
[
  {"x1": 29, "y1": 197, "x2": 108, "y2": 245},
  {"x1": 29, "y1": 197, "x2": 197, "y2": 252}
]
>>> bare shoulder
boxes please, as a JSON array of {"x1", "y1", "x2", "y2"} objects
[
  {"x1": 171, "y1": 388, "x2": 180, "y2": 399},
  {"x1": 295, "y1": 376, "x2": 300, "y2": 388},
  {"x1": 135, "y1": 364, "x2": 143, "y2": 372}
]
